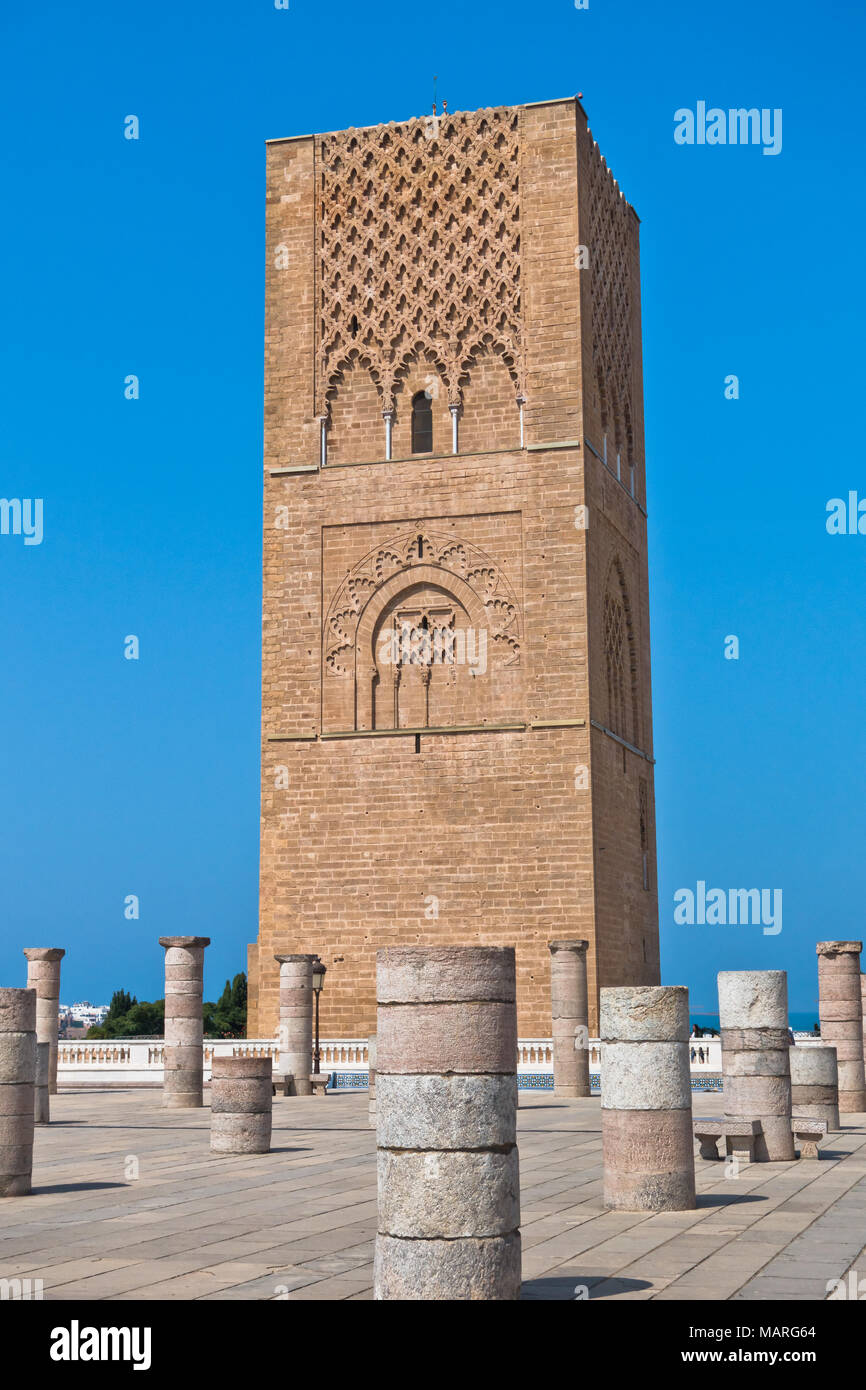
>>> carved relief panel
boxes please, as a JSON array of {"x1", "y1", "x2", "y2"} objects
[{"x1": 322, "y1": 518, "x2": 523, "y2": 732}]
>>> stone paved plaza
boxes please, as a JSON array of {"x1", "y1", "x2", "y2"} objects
[{"x1": 1, "y1": 1089, "x2": 864, "y2": 1301}]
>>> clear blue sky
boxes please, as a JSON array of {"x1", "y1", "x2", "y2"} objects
[{"x1": 1, "y1": 0, "x2": 863, "y2": 1019}]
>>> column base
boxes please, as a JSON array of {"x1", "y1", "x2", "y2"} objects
[
  {"x1": 0, "y1": 1174, "x2": 32, "y2": 1197},
  {"x1": 162, "y1": 1094, "x2": 204, "y2": 1109},
  {"x1": 374, "y1": 1232, "x2": 521, "y2": 1300}
]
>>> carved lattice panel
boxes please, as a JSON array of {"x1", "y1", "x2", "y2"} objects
[
  {"x1": 316, "y1": 108, "x2": 524, "y2": 415},
  {"x1": 586, "y1": 138, "x2": 634, "y2": 457}
]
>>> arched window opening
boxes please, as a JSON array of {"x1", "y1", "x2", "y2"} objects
[
  {"x1": 603, "y1": 565, "x2": 639, "y2": 749},
  {"x1": 411, "y1": 390, "x2": 433, "y2": 454},
  {"x1": 604, "y1": 590, "x2": 628, "y2": 741}
]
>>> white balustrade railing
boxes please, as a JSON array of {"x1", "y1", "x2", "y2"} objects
[
  {"x1": 57, "y1": 1032, "x2": 824, "y2": 1090},
  {"x1": 57, "y1": 1038, "x2": 371, "y2": 1089}
]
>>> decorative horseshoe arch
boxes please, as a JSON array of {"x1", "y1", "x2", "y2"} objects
[{"x1": 323, "y1": 529, "x2": 522, "y2": 730}]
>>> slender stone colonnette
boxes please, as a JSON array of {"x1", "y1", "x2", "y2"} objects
[
  {"x1": 548, "y1": 940, "x2": 590, "y2": 1098},
  {"x1": 274, "y1": 954, "x2": 316, "y2": 1097},
  {"x1": 159, "y1": 936, "x2": 210, "y2": 1109},
  {"x1": 368, "y1": 1032, "x2": 377, "y2": 1129},
  {"x1": 719, "y1": 970, "x2": 795, "y2": 1161},
  {"x1": 23, "y1": 948, "x2": 64, "y2": 1095},
  {"x1": 34, "y1": 1043, "x2": 50, "y2": 1125},
  {"x1": 374, "y1": 946, "x2": 521, "y2": 1300},
  {"x1": 0, "y1": 988, "x2": 37, "y2": 1196},
  {"x1": 789, "y1": 1046, "x2": 840, "y2": 1132},
  {"x1": 816, "y1": 942, "x2": 866, "y2": 1113},
  {"x1": 210, "y1": 1056, "x2": 272, "y2": 1154},
  {"x1": 601, "y1": 985, "x2": 695, "y2": 1211}
]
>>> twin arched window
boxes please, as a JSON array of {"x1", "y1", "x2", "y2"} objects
[{"x1": 411, "y1": 391, "x2": 433, "y2": 454}]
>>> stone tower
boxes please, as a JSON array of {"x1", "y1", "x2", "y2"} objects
[{"x1": 248, "y1": 96, "x2": 660, "y2": 1040}]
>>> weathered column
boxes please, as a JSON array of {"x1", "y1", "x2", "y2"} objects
[
  {"x1": 790, "y1": 1046, "x2": 840, "y2": 1132},
  {"x1": 817, "y1": 942, "x2": 866, "y2": 1112},
  {"x1": 34, "y1": 1043, "x2": 50, "y2": 1125},
  {"x1": 375, "y1": 946, "x2": 521, "y2": 1300},
  {"x1": 861, "y1": 974, "x2": 866, "y2": 1077},
  {"x1": 0, "y1": 988, "x2": 37, "y2": 1196},
  {"x1": 601, "y1": 985, "x2": 695, "y2": 1211},
  {"x1": 274, "y1": 953, "x2": 316, "y2": 1097},
  {"x1": 368, "y1": 1033, "x2": 377, "y2": 1129},
  {"x1": 210, "y1": 1056, "x2": 272, "y2": 1154},
  {"x1": 159, "y1": 935, "x2": 210, "y2": 1109},
  {"x1": 548, "y1": 939, "x2": 590, "y2": 1098},
  {"x1": 22, "y1": 948, "x2": 65, "y2": 1095},
  {"x1": 719, "y1": 970, "x2": 795, "y2": 1160}
]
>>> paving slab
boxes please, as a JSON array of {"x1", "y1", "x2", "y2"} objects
[{"x1": 0, "y1": 1088, "x2": 861, "y2": 1300}]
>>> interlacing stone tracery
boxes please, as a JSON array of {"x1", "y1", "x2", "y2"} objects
[
  {"x1": 324, "y1": 529, "x2": 521, "y2": 679},
  {"x1": 586, "y1": 139, "x2": 634, "y2": 459},
  {"x1": 315, "y1": 108, "x2": 524, "y2": 418}
]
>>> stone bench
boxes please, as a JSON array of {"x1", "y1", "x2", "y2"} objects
[
  {"x1": 309, "y1": 1073, "x2": 332, "y2": 1097},
  {"x1": 693, "y1": 1118, "x2": 762, "y2": 1162},
  {"x1": 792, "y1": 1117, "x2": 827, "y2": 1159},
  {"x1": 272, "y1": 1071, "x2": 294, "y2": 1098}
]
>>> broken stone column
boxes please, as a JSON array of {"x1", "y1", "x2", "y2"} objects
[
  {"x1": 368, "y1": 1033, "x2": 377, "y2": 1129},
  {"x1": 817, "y1": 942, "x2": 866, "y2": 1112},
  {"x1": 548, "y1": 939, "x2": 590, "y2": 1098},
  {"x1": 601, "y1": 985, "x2": 695, "y2": 1211},
  {"x1": 210, "y1": 1056, "x2": 272, "y2": 1154},
  {"x1": 274, "y1": 954, "x2": 316, "y2": 1097},
  {"x1": 159, "y1": 935, "x2": 210, "y2": 1109},
  {"x1": 375, "y1": 946, "x2": 521, "y2": 1300},
  {"x1": 719, "y1": 970, "x2": 795, "y2": 1161},
  {"x1": 34, "y1": 1043, "x2": 50, "y2": 1125},
  {"x1": 22, "y1": 948, "x2": 65, "y2": 1095},
  {"x1": 790, "y1": 1046, "x2": 840, "y2": 1132},
  {"x1": 0, "y1": 988, "x2": 37, "y2": 1196}
]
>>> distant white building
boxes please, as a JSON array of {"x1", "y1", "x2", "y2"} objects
[{"x1": 59, "y1": 1002, "x2": 109, "y2": 1028}]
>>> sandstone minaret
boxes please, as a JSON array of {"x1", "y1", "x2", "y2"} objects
[{"x1": 250, "y1": 98, "x2": 658, "y2": 1039}]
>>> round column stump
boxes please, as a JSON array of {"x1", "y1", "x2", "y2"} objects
[
  {"x1": 210, "y1": 1056, "x2": 273, "y2": 1154},
  {"x1": 548, "y1": 940, "x2": 590, "y2": 1098},
  {"x1": 22, "y1": 948, "x2": 64, "y2": 1096},
  {"x1": 817, "y1": 943, "x2": 866, "y2": 1113},
  {"x1": 790, "y1": 1045, "x2": 840, "y2": 1132},
  {"x1": 601, "y1": 985, "x2": 696, "y2": 1211},
  {"x1": 34, "y1": 1042, "x2": 50, "y2": 1125},
  {"x1": 0, "y1": 988, "x2": 37, "y2": 1197},
  {"x1": 374, "y1": 946, "x2": 521, "y2": 1300},
  {"x1": 719, "y1": 970, "x2": 795, "y2": 1161},
  {"x1": 159, "y1": 936, "x2": 210, "y2": 1109},
  {"x1": 274, "y1": 954, "x2": 316, "y2": 1097}
]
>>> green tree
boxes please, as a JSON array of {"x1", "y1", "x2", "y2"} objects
[
  {"x1": 106, "y1": 989, "x2": 135, "y2": 1021},
  {"x1": 203, "y1": 973, "x2": 247, "y2": 1038},
  {"x1": 87, "y1": 995, "x2": 165, "y2": 1039}
]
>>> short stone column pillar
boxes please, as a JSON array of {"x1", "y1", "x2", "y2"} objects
[
  {"x1": 0, "y1": 988, "x2": 37, "y2": 1196},
  {"x1": 374, "y1": 946, "x2": 521, "y2": 1301},
  {"x1": 22, "y1": 948, "x2": 65, "y2": 1095},
  {"x1": 368, "y1": 1033, "x2": 377, "y2": 1129},
  {"x1": 816, "y1": 943, "x2": 866, "y2": 1113},
  {"x1": 34, "y1": 1043, "x2": 50, "y2": 1125},
  {"x1": 210, "y1": 1057, "x2": 272, "y2": 1154},
  {"x1": 861, "y1": 974, "x2": 866, "y2": 1074},
  {"x1": 600, "y1": 985, "x2": 695, "y2": 1211},
  {"x1": 274, "y1": 954, "x2": 316, "y2": 1097},
  {"x1": 548, "y1": 939, "x2": 590, "y2": 1098},
  {"x1": 159, "y1": 935, "x2": 210, "y2": 1109},
  {"x1": 790, "y1": 1046, "x2": 840, "y2": 1132},
  {"x1": 719, "y1": 970, "x2": 795, "y2": 1160}
]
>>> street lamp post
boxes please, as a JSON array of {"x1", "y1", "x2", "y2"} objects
[{"x1": 311, "y1": 957, "x2": 326, "y2": 1075}]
